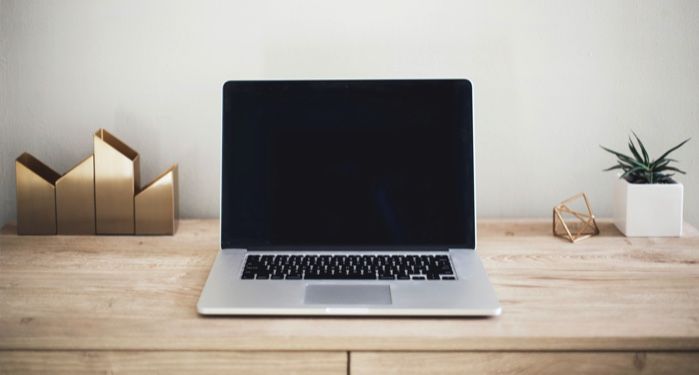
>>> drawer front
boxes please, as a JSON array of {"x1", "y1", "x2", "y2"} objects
[
  {"x1": 0, "y1": 351, "x2": 347, "y2": 375},
  {"x1": 351, "y1": 352, "x2": 699, "y2": 375}
]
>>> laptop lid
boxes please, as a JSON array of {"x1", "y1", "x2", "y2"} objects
[{"x1": 221, "y1": 79, "x2": 474, "y2": 251}]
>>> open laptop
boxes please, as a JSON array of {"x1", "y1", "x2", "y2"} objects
[{"x1": 197, "y1": 79, "x2": 501, "y2": 316}]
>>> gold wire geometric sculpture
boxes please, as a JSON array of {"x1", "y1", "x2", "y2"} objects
[{"x1": 553, "y1": 192, "x2": 600, "y2": 243}]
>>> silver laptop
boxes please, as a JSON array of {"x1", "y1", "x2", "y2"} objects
[{"x1": 197, "y1": 79, "x2": 501, "y2": 316}]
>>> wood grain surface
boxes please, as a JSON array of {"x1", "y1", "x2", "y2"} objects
[
  {"x1": 351, "y1": 352, "x2": 699, "y2": 375},
  {"x1": 0, "y1": 351, "x2": 347, "y2": 374},
  {"x1": 1, "y1": 219, "x2": 698, "y2": 352}
]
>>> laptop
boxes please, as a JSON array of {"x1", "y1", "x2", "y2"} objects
[{"x1": 197, "y1": 79, "x2": 501, "y2": 316}]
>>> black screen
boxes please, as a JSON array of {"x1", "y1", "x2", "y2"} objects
[{"x1": 221, "y1": 80, "x2": 474, "y2": 250}]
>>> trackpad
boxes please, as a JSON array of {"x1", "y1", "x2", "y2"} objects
[{"x1": 304, "y1": 285, "x2": 392, "y2": 305}]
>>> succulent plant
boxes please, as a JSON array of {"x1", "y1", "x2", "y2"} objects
[{"x1": 601, "y1": 132, "x2": 690, "y2": 184}]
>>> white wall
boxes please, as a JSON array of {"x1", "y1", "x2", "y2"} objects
[{"x1": 1, "y1": 0, "x2": 698, "y2": 228}]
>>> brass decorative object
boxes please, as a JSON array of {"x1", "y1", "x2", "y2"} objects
[
  {"x1": 94, "y1": 129, "x2": 140, "y2": 234},
  {"x1": 553, "y1": 192, "x2": 599, "y2": 243},
  {"x1": 15, "y1": 153, "x2": 60, "y2": 235},
  {"x1": 56, "y1": 155, "x2": 95, "y2": 234},
  {"x1": 135, "y1": 165, "x2": 179, "y2": 235},
  {"x1": 16, "y1": 128, "x2": 177, "y2": 236}
]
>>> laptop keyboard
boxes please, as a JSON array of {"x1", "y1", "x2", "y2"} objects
[{"x1": 241, "y1": 254, "x2": 456, "y2": 280}]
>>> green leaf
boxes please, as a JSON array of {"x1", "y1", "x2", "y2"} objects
[
  {"x1": 663, "y1": 166, "x2": 687, "y2": 174},
  {"x1": 650, "y1": 158, "x2": 678, "y2": 168},
  {"x1": 653, "y1": 138, "x2": 691, "y2": 165},
  {"x1": 603, "y1": 164, "x2": 625, "y2": 172},
  {"x1": 600, "y1": 145, "x2": 626, "y2": 158},
  {"x1": 652, "y1": 159, "x2": 672, "y2": 170},
  {"x1": 632, "y1": 131, "x2": 649, "y2": 164},
  {"x1": 622, "y1": 156, "x2": 649, "y2": 170},
  {"x1": 627, "y1": 138, "x2": 644, "y2": 162},
  {"x1": 600, "y1": 146, "x2": 648, "y2": 169}
]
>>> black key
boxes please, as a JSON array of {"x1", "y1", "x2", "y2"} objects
[
  {"x1": 441, "y1": 276, "x2": 456, "y2": 280},
  {"x1": 286, "y1": 275, "x2": 302, "y2": 280},
  {"x1": 411, "y1": 275, "x2": 426, "y2": 280},
  {"x1": 256, "y1": 274, "x2": 270, "y2": 280}
]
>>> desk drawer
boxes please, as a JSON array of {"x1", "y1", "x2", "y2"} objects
[
  {"x1": 0, "y1": 351, "x2": 347, "y2": 374},
  {"x1": 351, "y1": 352, "x2": 699, "y2": 375}
]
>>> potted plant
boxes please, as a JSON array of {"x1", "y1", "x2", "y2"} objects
[{"x1": 601, "y1": 132, "x2": 690, "y2": 237}]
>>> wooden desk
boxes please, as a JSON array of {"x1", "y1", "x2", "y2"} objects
[{"x1": 1, "y1": 219, "x2": 698, "y2": 374}]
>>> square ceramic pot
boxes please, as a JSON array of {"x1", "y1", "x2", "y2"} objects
[{"x1": 613, "y1": 177, "x2": 683, "y2": 237}]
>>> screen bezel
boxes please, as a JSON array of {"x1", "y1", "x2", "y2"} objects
[{"x1": 220, "y1": 79, "x2": 475, "y2": 251}]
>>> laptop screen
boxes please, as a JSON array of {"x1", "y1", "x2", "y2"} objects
[{"x1": 221, "y1": 80, "x2": 475, "y2": 250}]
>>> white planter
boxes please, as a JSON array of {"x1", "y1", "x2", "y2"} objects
[{"x1": 613, "y1": 177, "x2": 683, "y2": 237}]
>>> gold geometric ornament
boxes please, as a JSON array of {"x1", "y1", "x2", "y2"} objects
[
  {"x1": 15, "y1": 153, "x2": 61, "y2": 235},
  {"x1": 553, "y1": 192, "x2": 600, "y2": 243},
  {"x1": 15, "y1": 128, "x2": 178, "y2": 236},
  {"x1": 135, "y1": 164, "x2": 179, "y2": 235},
  {"x1": 93, "y1": 129, "x2": 140, "y2": 234},
  {"x1": 56, "y1": 155, "x2": 95, "y2": 234}
]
